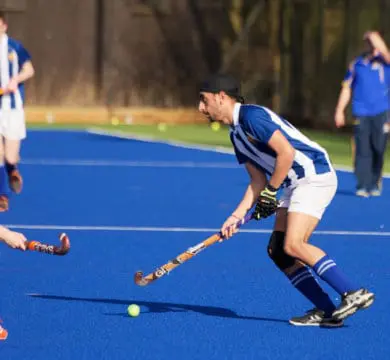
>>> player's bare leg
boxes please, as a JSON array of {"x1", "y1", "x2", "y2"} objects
[
  {"x1": 285, "y1": 211, "x2": 374, "y2": 322},
  {"x1": 284, "y1": 211, "x2": 325, "y2": 267},
  {"x1": 271, "y1": 209, "x2": 342, "y2": 327},
  {"x1": 4, "y1": 139, "x2": 23, "y2": 194}
]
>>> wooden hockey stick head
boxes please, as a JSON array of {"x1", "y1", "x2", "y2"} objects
[
  {"x1": 27, "y1": 233, "x2": 70, "y2": 255},
  {"x1": 134, "y1": 271, "x2": 149, "y2": 286}
]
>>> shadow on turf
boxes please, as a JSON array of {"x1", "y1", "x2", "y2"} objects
[
  {"x1": 28, "y1": 294, "x2": 288, "y2": 324},
  {"x1": 336, "y1": 189, "x2": 356, "y2": 196}
]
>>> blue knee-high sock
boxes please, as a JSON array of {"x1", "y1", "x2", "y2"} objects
[
  {"x1": 288, "y1": 266, "x2": 335, "y2": 317},
  {"x1": 0, "y1": 164, "x2": 8, "y2": 195},
  {"x1": 313, "y1": 255, "x2": 357, "y2": 295}
]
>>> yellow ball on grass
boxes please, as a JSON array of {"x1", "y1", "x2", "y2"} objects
[
  {"x1": 211, "y1": 121, "x2": 221, "y2": 131},
  {"x1": 157, "y1": 123, "x2": 167, "y2": 132},
  {"x1": 127, "y1": 304, "x2": 140, "y2": 317},
  {"x1": 111, "y1": 116, "x2": 120, "y2": 126}
]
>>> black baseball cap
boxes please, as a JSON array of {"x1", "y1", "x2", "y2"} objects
[{"x1": 199, "y1": 73, "x2": 244, "y2": 103}]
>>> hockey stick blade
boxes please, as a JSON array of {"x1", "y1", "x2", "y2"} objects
[
  {"x1": 26, "y1": 233, "x2": 70, "y2": 256},
  {"x1": 134, "y1": 271, "x2": 149, "y2": 286}
]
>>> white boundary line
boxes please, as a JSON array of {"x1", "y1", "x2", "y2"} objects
[
  {"x1": 20, "y1": 159, "x2": 240, "y2": 168},
  {"x1": 4, "y1": 224, "x2": 390, "y2": 236}
]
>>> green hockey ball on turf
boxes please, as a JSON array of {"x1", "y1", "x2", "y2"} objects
[{"x1": 127, "y1": 304, "x2": 140, "y2": 317}]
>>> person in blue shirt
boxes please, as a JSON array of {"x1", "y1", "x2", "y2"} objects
[
  {"x1": 335, "y1": 31, "x2": 390, "y2": 197},
  {"x1": 198, "y1": 73, "x2": 374, "y2": 327},
  {"x1": 0, "y1": 11, "x2": 35, "y2": 211}
]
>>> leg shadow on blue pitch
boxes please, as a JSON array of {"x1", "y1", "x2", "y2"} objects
[
  {"x1": 28, "y1": 294, "x2": 288, "y2": 324},
  {"x1": 336, "y1": 189, "x2": 356, "y2": 196}
]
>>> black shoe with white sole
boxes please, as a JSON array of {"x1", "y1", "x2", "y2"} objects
[
  {"x1": 332, "y1": 288, "x2": 375, "y2": 321},
  {"x1": 289, "y1": 309, "x2": 344, "y2": 328}
]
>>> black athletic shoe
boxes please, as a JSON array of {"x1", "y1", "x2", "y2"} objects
[
  {"x1": 332, "y1": 288, "x2": 375, "y2": 321},
  {"x1": 289, "y1": 309, "x2": 344, "y2": 328}
]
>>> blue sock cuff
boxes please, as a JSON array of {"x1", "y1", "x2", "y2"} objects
[
  {"x1": 288, "y1": 266, "x2": 313, "y2": 286},
  {"x1": 313, "y1": 255, "x2": 336, "y2": 275},
  {"x1": 313, "y1": 254, "x2": 356, "y2": 294},
  {"x1": 288, "y1": 266, "x2": 308, "y2": 279}
]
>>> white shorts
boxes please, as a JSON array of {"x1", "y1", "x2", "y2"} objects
[
  {"x1": 0, "y1": 109, "x2": 26, "y2": 140},
  {"x1": 279, "y1": 171, "x2": 338, "y2": 219}
]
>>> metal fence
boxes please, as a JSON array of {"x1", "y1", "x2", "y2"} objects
[{"x1": 2, "y1": 0, "x2": 390, "y2": 127}]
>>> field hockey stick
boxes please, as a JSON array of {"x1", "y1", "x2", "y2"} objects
[
  {"x1": 134, "y1": 213, "x2": 253, "y2": 286},
  {"x1": 26, "y1": 233, "x2": 70, "y2": 256}
]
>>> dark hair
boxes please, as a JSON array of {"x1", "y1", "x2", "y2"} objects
[
  {"x1": 199, "y1": 73, "x2": 245, "y2": 103},
  {"x1": 0, "y1": 11, "x2": 7, "y2": 23}
]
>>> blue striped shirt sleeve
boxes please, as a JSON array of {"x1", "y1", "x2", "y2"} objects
[
  {"x1": 245, "y1": 108, "x2": 280, "y2": 144},
  {"x1": 15, "y1": 42, "x2": 31, "y2": 68}
]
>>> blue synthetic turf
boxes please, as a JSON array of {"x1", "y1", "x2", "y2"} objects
[{"x1": 1, "y1": 130, "x2": 389, "y2": 359}]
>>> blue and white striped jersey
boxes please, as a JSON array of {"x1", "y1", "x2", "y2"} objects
[
  {"x1": 0, "y1": 35, "x2": 31, "y2": 110},
  {"x1": 230, "y1": 103, "x2": 333, "y2": 188}
]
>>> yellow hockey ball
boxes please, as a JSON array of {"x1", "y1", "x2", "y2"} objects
[
  {"x1": 127, "y1": 304, "x2": 140, "y2": 317},
  {"x1": 157, "y1": 123, "x2": 167, "y2": 132},
  {"x1": 111, "y1": 117, "x2": 120, "y2": 126},
  {"x1": 211, "y1": 121, "x2": 221, "y2": 131}
]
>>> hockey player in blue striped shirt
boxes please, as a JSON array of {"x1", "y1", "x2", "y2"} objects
[
  {"x1": 198, "y1": 74, "x2": 374, "y2": 327},
  {"x1": 0, "y1": 12, "x2": 35, "y2": 211}
]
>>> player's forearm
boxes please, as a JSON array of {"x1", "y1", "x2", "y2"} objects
[
  {"x1": 231, "y1": 162, "x2": 267, "y2": 218},
  {"x1": 14, "y1": 62, "x2": 35, "y2": 83},
  {"x1": 372, "y1": 37, "x2": 390, "y2": 63},
  {"x1": 380, "y1": 49, "x2": 390, "y2": 63},
  {"x1": 0, "y1": 226, "x2": 11, "y2": 242},
  {"x1": 268, "y1": 150, "x2": 295, "y2": 189},
  {"x1": 232, "y1": 182, "x2": 265, "y2": 218},
  {"x1": 335, "y1": 87, "x2": 351, "y2": 114},
  {"x1": 375, "y1": 42, "x2": 390, "y2": 63}
]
